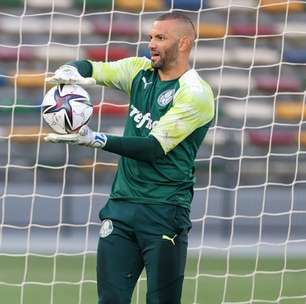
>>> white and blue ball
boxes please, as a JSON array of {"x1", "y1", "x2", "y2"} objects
[{"x1": 42, "y1": 84, "x2": 93, "y2": 134}]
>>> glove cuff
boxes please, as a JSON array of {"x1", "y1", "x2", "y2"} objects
[{"x1": 92, "y1": 132, "x2": 107, "y2": 148}]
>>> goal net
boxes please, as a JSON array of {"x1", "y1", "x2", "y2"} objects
[{"x1": 1, "y1": 0, "x2": 306, "y2": 303}]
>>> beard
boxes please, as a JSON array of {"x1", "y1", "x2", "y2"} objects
[
  {"x1": 151, "y1": 56, "x2": 165, "y2": 69},
  {"x1": 150, "y1": 43, "x2": 179, "y2": 70}
]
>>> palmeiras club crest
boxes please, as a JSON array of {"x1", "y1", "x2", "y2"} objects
[
  {"x1": 99, "y1": 219, "x2": 113, "y2": 238},
  {"x1": 157, "y1": 89, "x2": 175, "y2": 107}
]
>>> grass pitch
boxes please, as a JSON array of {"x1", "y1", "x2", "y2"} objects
[{"x1": 1, "y1": 254, "x2": 306, "y2": 303}]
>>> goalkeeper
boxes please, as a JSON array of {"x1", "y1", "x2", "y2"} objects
[{"x1": 45, "y1": 12, "x2": 214, "y2": 304}]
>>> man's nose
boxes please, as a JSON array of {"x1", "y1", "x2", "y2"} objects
[{"x1": 148, "y1": 40, "x2": 156, "y2": 50}]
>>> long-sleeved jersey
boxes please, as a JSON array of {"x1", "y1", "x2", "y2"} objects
[{"x1": 91, "y1": 57, "x2": 214, "y2": 209}]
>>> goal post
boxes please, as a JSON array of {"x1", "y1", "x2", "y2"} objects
[{"x1": 1, "y1": 1, "x2": 306, "y2": 303}]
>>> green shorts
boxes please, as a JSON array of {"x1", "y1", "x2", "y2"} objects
[{"x1": 96, "y1": 199, "x2": 191, "y2": 304}]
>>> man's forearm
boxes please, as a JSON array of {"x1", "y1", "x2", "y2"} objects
[{"x1": 103, "y1": 135, "x2": 164, "y2": 162}]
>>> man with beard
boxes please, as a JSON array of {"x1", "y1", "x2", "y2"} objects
[{"x1": 45, "y1": 11, "x2": 215, "y2": 304}]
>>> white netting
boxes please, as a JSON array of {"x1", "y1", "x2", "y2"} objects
[{"x1": 1, "y1": 0, "x2": 306, "y2": 303}]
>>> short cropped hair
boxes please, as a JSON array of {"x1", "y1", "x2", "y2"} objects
[{"x1": 155, "y1": 12, "x2": 196, "y2": 39}]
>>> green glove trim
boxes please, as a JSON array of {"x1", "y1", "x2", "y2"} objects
[{"x1": 66, "y1": 60, "x2": 93, "y2": 78}]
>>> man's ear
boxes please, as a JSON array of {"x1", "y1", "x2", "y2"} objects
[{"x1": 179, "y1": 36, "x2": 193, "y2": 52}]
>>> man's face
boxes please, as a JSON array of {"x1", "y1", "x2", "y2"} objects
[{"x1": 148, "y1": 20, "x2": 180, "y2": 70}]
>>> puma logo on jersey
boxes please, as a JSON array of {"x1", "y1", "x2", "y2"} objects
[
  {"x1": 129, "y1": 105, "x2": 158, "y2": 129},
  {"x1": 142, "y1": 76, "x2": 152, "y2": 89},
  {"x1": 162, "y1": 234, "x2": 177, "y2": 246}
]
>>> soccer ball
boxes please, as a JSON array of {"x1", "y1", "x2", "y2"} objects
[{"x1": 42, "y1": 84, "x2": 93, "y2": 134}]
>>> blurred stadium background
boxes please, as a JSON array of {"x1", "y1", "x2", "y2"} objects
[{"x1": 1, "y1": 0, "x2": 306, "y2": 303}]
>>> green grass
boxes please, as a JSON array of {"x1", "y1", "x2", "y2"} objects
[{"x1": 1, "y1": 254, "x2": 306, "y2": 304}]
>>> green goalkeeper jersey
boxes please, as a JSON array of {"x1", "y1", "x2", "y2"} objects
[{"x1": 91, "y1": 57, "x2": 214, "y2": 209}]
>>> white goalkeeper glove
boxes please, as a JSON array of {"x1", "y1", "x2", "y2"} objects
[
  {"x1": 44, "y1": 125, "x2": 107, "y2": 148},
  {"x1": 46, "y1": 65, "x2": 96, "y2": 86}
]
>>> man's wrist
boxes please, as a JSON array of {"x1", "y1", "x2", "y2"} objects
[
  {"x1": 92, "y1": 132, "x2": 107, "y2": 148},
  {"x1": 67, "y1": 60, "x2": 93, "y2": 78}
]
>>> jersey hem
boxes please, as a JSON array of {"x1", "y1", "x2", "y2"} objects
[{"x1": 109, "y1": 195, "x2": 191, "y2": 210}]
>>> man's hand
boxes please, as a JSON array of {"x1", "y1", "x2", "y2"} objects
[
  {"x1": 44, "y1": 125, "x2": 107, "y2": 148},
  {"x1": 46, "y1": 65, "x2": 96, "y2": 86}
]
